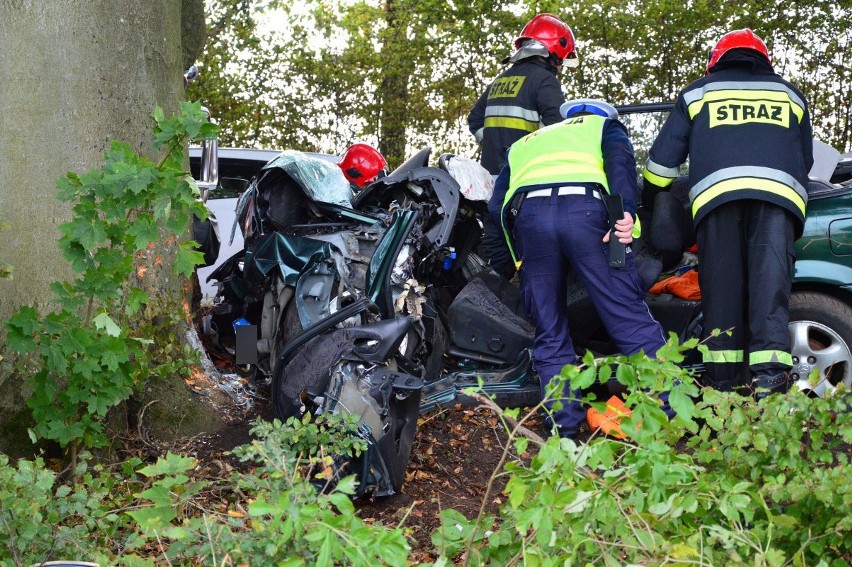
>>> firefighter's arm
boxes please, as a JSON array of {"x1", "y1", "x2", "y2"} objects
[
  {"x1": 468, "y1": 88, "x2": 488, "y2": 143},
  {"x1": 641, "y1": 96, "x2": 691, "y2": 208}
]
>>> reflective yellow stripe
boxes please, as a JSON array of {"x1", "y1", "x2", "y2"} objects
[
  {"x1": 513, "y1": 158, "x2": 603, "y2": 182},
  {"x1": 645, "y1": 158, "x2": 681, "y2": 179},
  {"x1": 703, "y1": 349, "x2": 744, "y2": 364},
  {"x1": 687, "y1": 89, "x2": 805, "y2": 122},
  {"x1": 643, "y1": 168, "x2": 674, "y2": 188},
  {"x1": 484, "y1": 116, "x2": 538, "y2": 132},
  {"x1": 504, "y1": 229, "x2": 519, "y2": 264},
  {"x1": 692, "y1": 177, "x2": 806, "y2": 218},
  {"x1": 749, "y1": 350, "x2": 793, "y2": 366}
]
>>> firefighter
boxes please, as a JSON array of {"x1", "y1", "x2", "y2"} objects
[
  {"x1": 469, "y1": 13, "x2": 577, "y2": 277},
  {"x1": 338, "y1": 143, "x2": 387, "y2": 190},
  {"x1": 489, "y1": 99, "x2": 667, "y2": 439},
  {"x1": 642, "y1": 29, "x2": 814, "y2": 398}
]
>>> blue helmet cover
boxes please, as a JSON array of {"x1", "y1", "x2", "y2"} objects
[{"x1": 560, "y1": 98, "x2": 618, "y2": 120}]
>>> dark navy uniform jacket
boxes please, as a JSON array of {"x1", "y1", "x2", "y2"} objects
[
  {"x1": 468, "y1": 57, "x2": 565, "y2": 175},
  {"x1": 643, "y1": 51, "x2": 814, "y2": 238}
]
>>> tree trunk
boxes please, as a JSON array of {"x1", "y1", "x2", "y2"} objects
[
  {"x1": 0, "y1": 0, "x2": 190, "y2": 320},
  {"x1": 0, "y1": 0, "x2": 206, "y2": 456},
  {"x1": 377, "y1": 0, "x2": 411, "y2": 167}
]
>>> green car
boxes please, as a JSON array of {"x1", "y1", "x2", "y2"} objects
[{"x1": 619, "y1": 103, "x2": 852, "y2": 397}]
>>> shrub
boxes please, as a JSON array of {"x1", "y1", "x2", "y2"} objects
[
  {"x1": 434, "y1": 337, "x2": 851, "y2": 565},
  {"x1": 4, "y1": 102, "x2": 215, "y2": 455},
  {"x1": 122, "y1": 415, "x2": 411, "y2": 565},
  {"x1": 0, "y1": 452, "x2": 136, "y2": 565}
]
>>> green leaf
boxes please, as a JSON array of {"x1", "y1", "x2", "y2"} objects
[
  {"x1": 668, "y1": 385, "x2": 695, "y2": 421},
  {"x1": 771, "y1": 514, "x2": 800, "y2": 529},
  {"x1": 615, "y1": 362, "x2": 636, "y2": 385},
  {"x1": 138, "y1": 453, "x2": 197, "y2": 477},
  {"x1": 72, "y1": 356, "x2": 101, "y2": 378},
  {"x1": 45, "y1": 344, "x2": 68, "y2": 374},
  {"x1": 328, "y1": 491, "x2": 355, "y2": 515},
  {"x1": 161, "y1": 525, "x2": 191, "y2": 540},
  {"x1": 597, "y1": 363, "x2": 612, "y2": 385},
  {"x1": 335, "y1": 475, "x2": 358, "y2": 496},
  {"x1": 648, "y1": 496, "x2": 674, "y2": 516},
  {"x1": 5, "y1": 306, "x2": 41, "y2": 352},
  {"x1": 127, "y1": 167, "x2": 156, "y2": 195},
  {"x1": 719, "y1": 501, "x2": 737, "y2": 522},
  {"x1": 127, "y1": 506, "x2": 176, "y2": 530},
  {"x1": 60, "y1": 216, "x2": 108, "y2": 249},
  {"x1": 100, "y1": 341, "x2": 130, "y2": 371},
  {"x1": 317, "y1": 533, "x2": 332, "y2": 566},
  {"x1": 93, "y1": 313, "x2": 122, "y2": 337},
  {"x1": 127, "y1": 214, "x2": 158, "y2": 249},
  {"x1": 670, "y1": 543, "x2": 699, "y2": 559},
  {"x1": 249, "y1": 496, "x2": 278, "y2": 516},
  {"x1": 175, "y1": 242, "x2": 205, "y2": 276},
  {"x1": 56, "y1": 171, "x2": 83, "y2": 200},
  {"x1": 125, "y1": 287, "x2": 149, "y2": 313},
  {"x1": 573, "y1": 366, "x2": 597, "y2": 390},
  {"x1": 152, "y1": 195, "x2": 172, "y2": 220}
]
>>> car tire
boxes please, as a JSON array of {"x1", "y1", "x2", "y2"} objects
[{"x1": 788, "y1": 291, "x2": 852, "y2": 397}]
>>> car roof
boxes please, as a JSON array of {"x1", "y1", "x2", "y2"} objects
[
  {"x1": 615, "y1": 102, "x2": 675, "y2": 115},
  {"x1": 188, "y1": 146, "x2": 338, "y2": 163},
  {"x1": 189, "y1": 147, "x2": 340, "y2": 182}
]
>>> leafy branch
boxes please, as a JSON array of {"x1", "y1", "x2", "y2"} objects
[{"x1": 3, "y1": 101, "x2": 217, "y2": 460}]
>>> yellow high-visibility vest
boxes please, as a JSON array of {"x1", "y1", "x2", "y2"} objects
[{"x1": 501, "y1": 115, "x2": 610, "y2": 263}]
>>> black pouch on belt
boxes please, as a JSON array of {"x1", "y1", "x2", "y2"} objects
[
  {"x1": 505, "y1": 191, "x2": 525, "y2": 231},
  {"x1": 604, "y1": 194, "x2": 626, "y2": 269}
]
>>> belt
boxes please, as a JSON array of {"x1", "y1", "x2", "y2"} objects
[{"x1": 525, "y1": 186, "x2": 602, "y2": 200}]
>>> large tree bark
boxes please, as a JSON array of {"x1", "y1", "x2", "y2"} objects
[
  {"x1": 0, "y1": 0, "x2": 206, "y2": 456},
  {"x1": 0, "y1": 0, "x2": 190, "y2": 320},
  {"x1": 377, "y1": 0, "x2": 411, "y2": 166}
]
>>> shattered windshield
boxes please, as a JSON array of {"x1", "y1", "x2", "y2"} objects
[{"x1": 262, "y1": 150, "x2": 354, "y2": 207}]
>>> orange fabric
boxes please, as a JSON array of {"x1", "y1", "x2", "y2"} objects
[
  {"x1": 586, "y1": 395, "x2": 632, "y2": 439},
  {"x1": 649, "y1": 269, "x2": 701, "y2": 300}
]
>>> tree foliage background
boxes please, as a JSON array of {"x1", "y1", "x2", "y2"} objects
[{"x1": 188, "y1": 0, "x2": 852, "y2": 167}]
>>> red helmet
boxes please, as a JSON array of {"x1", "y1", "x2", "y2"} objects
[
  {"x1": 706, "y1": 28, "x2": 770, "y2": 73},
  {"x1": 515, "y1": 14, "x2": 576, "y2": 63},
  {"x1": 338, "y1": 143, "x2": 387, "y2": 188}
]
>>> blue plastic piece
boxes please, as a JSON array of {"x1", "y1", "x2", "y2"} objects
[{"x1": 442, "y1": 247, "x2": 457, "y2": 270}]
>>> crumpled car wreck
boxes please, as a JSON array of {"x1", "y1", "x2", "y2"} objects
[
  {"x1": 199, "y1": 106, "x2": 852, "y2": 496},
  {"x1": 204, "y1": 148, "x2": 540, "y2": 496}
]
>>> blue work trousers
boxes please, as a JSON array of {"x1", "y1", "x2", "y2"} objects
[{"x1": 513, "y1": 188, "x2": 667, "y2": 436}]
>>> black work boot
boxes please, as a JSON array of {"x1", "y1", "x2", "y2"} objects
[{"x1": 751, "y1": 372, "x2": 790, "y2": 400}]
